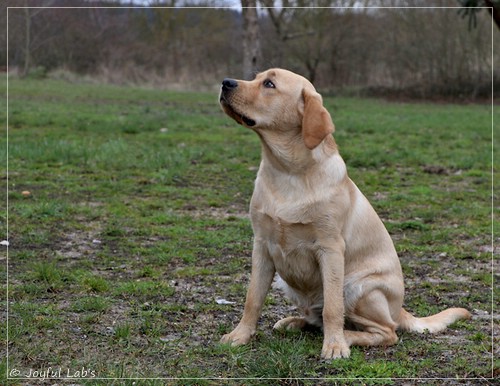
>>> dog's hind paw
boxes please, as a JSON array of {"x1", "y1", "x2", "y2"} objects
[{"x1": 273, "y1": 316, "x2": 308, "y2": 331}]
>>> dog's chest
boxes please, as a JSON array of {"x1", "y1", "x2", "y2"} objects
[
  {"x1": 251, "y1": 205, "x2": 322, "y2": 289},
  {"x1": 250, "y1": 174, "x2": 334, "y2": 259},
  {"x1": 250, "y1": 167, "x2": 343, "y2": 288},
  {"x1": 256, "y1": 211, "x2": 316, "y2": 251},
  {"x1": 252, "y1": 196, "x2": 317, "y2": 278}
]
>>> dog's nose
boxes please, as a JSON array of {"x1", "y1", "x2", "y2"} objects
[{"x1": 222, "y1": 78, "x2": 238, "y2": 90}]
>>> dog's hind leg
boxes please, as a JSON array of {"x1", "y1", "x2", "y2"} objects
[{"x1": 344, "y1": 290, "x2": 399, "y2": 347}]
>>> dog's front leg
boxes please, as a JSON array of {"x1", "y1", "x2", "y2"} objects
[
  {"x1": 318, "y1": 242, "x2": 350, "y2": 359},
  {"x1": 221, "y1": 240, "x2": 275, "y2": 346}
]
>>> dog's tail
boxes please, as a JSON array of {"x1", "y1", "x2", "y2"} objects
[{"x1": 397, "y1": 307, "x2": 471, "y2": 333}]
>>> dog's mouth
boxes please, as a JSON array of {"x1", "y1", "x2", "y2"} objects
[{"x1": 219, "y1": 96, "x2": 256, "y2": 127}]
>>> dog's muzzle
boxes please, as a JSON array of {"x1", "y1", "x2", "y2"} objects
[{"x1": 219, "y1": 78, "x2": 256, "y2": 127}]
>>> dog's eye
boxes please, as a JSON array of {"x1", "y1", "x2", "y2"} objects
[{"x1": 263, "y1": 79, "x2": 275, "y2": 89}]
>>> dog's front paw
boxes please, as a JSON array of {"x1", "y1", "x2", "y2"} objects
[
  {"x1": 220, "y1": 325, "x2": 254, "y2": 346},
  {"x1": 321, "y1": 339, "x2": 351, "y2": 360}
]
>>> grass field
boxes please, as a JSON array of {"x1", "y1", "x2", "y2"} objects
[{"x1": 1, "y1": 75, "x2": 498, "y2": 385}]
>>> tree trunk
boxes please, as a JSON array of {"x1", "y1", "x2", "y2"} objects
[
  {"x1": 241, "y1": 0, "x2": 260, "y2": 80},
  {"x1": 22, "y1": 7, "x2": 31, "y2": 77}
]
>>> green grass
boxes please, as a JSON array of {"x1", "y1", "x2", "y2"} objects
[{"x1": 1, "y1": 75, "x2": 497, "y2": 384}]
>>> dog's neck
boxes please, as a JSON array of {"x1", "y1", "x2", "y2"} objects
[{"x1": 257, "y1": 131, "x2": 339, "y2": 175}]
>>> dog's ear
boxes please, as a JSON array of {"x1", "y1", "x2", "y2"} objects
[{"x1": 301, "y1": 89, "x2": 335, "y2": 150}]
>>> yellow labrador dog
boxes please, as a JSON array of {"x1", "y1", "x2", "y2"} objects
[{"x1": 218, "y1": 68, "x2": 470, "y2": 359}]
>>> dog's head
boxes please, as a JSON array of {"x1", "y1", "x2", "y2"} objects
[{"x1": 219, "y1": 68, "x2": 335, "y2": 150}]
